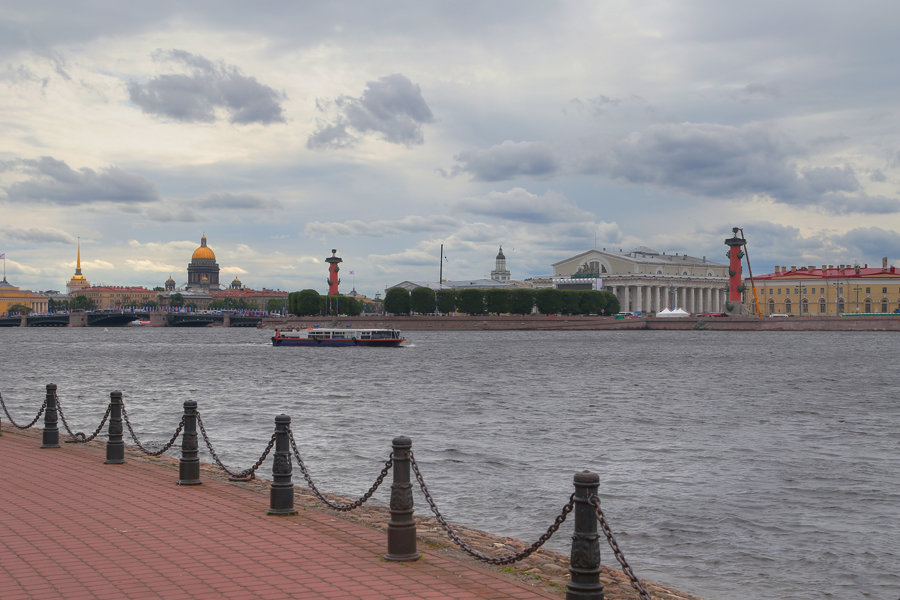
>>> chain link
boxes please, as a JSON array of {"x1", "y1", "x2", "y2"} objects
[
  {"x1": 589, "y1": 494, "x2": 652, "y2": 600},
  {"x1": 196, "y1": 413, "x2": 276, "y2": 480},
  {"x1": 57, "y1": 397, "x2": 111, "y2": 443},
  {"x1": 0, "y1": 393, "x2": 46, "y2": 429},
  {"x1": 287, "y1": 426, "x2": 392, "y2": 511},
  {"x1": 409, "y1": 451, "x2": 574, "y2": 565},
  {"x1": 121, "y1": 401, "x2": 185, "y2": 456}
]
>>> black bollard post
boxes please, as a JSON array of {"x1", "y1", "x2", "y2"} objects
[
  {"x1": 104, "y1": 391, "x2": 125, "y2": 464},
  {"x1": 177, "y1": 400, "x2": 201, "y2": 485},
  {"x1": 567, "y1": 470, "x2": 603, "y2": 600},
  {"x1": 385, "y1": 436, "x2": 419, "y2": 561},
  {"x1": 268, "y1": 414, "x2": 297, "y2": 515},
  {"x1": 41, "y1": 384, "x2": 60, "y2": 449}
]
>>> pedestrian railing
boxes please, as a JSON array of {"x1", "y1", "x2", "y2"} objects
[{"x1": 1, "y1": 383, "x2": 651, "y2": 600}]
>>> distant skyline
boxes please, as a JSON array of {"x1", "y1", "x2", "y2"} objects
[{"x1": 3, "y1": 2, "x2": 900, "y2": 296}]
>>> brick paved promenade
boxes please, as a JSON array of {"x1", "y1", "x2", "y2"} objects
[{"x1": 0, "y1": 427, "x2": 561, "y2": 600}]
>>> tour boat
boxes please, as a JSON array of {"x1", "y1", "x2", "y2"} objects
[{"x1": 271, "y1": 327, "x2": 405, "y2": 347}]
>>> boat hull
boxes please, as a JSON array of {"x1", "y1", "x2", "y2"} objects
[{"x1": 271, "y1": 337, "x2": 404, "y2": 347}]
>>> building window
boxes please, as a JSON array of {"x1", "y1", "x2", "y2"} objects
[
  {"x1": 768, "y1": 299, "x2": 776, "y2": 314},
  {"x1": 883, "y1": 287, "x2": 888, "y2": 294},
  {"x1": 866, "y1": 287, "x2": 871, "y2": 294},
  {"x1": 882, "y1": 300, "x2": 889, "y2": 313},
  {"x1": 838, "y1": 299, "x2": 845, "y2": 313},
  {"x1": 865, "y1": 300, "x2": 872, "y2": 313},
  {"x1": 777, "y1": 288, "x2": 781, "y2": 294},
  {"x1": 802, "y1": 299, "x2": 808, "y2": 313},
  {"x1": 820, "y1": 299, "x2": 826, "y2": 313},
  {"x1": 785, "y1": 299, "x2": 792, "y2": 313}
]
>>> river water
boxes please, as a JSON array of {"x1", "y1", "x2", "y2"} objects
[{"x1": 0, "y1": 327, "x2": 896, "y2": 599}]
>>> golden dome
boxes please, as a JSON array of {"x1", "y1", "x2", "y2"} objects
[{"x1": 191, "y1": 235, "x2": 216, "y2": 261}]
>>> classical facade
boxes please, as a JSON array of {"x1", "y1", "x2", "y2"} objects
[
  {"x1": 552, "y1": 247, "x2": 730, "y2": 314},
  {"x1": 66, "y1": 238, "x2": 90, "y2": 295},
  {"x1": 0, "y1": 277, "x2": 49, "y2": 315},
  {"x1": 745, "y1": 258, "x2": 900, "y2": 315},
  {"x1": 73, "y1": 286, "x2": 158, "y2": 310},
  {"x1": 186, "y1": 235, "x2": 220, "y2": 291},
  {"x1": 490, "y1": 246, "x2": 511, "y2": 282}
]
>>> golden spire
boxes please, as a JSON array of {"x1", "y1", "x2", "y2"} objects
[{"x1": 75, "y1": 237, "x2": 82, "y2": 275}]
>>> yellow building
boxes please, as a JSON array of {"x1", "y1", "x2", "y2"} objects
[
  {"x1": 744, "y1": 258, "x2": 900, "y2": 315},
  {"x1": 73, "y1": 286, "x2": 159, "y2": 310},
  {"x1": 0, "y1": 277, "x2": 49, "y2": 315}
]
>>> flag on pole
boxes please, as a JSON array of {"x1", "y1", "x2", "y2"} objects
[{"x1": 0, "y1": 253, "x2": 5, "y2": 259}]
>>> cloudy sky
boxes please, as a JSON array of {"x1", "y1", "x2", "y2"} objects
[{"x1": 2, "y1": 1, "x2": 900, "y2": 295}]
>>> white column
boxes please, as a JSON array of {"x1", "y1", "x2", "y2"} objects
[
  {"x1": 623, "y1": 286, "x2": 630, "y2": 312},
  {"x1": 635, "y1": 285, "x2": 643, "y2": 313}
]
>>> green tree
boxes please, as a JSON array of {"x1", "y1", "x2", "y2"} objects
[
  {"x1": 291, "y1": 289, "x2": 321, "y2": 315},
  {"x1": 484, "y1": 289, "x2": 511, "y2": 315},
  {"x1": 169, "y1": 293, "x2": 185, "y2": 307},
  {"x1": 338, "y1": 295, "x2": 362, "y2": 316},
  {"x1": 457, "y1": 288, "x2": 485, "y2": 315},
  {"x1": 7, "y1": 303, "x2": 31, "y2": 315},
  {"x1": 266, "y1": 298, "x2": 285, "y2": 313},
  {"x1": 579, "y1": 291, "x2": 605, "y2": 315},
  {"x1": 71, "y1": 295, "x2": 96, "y2": 311},
  {"x1": 560, "y1": 291, "x2": 582, "y2": 315},
  {"x1": 435, "y1": 289, "x2": 457, "y2": 314},
  {"x1": 534, "y1": 289, "x2": 564, "y2": 315},
  {"x1": 600, "y1": 290, "x2": 620, "y2": 315},
  {"x1": 208, "y1": 299, "x2": 227, "y2": 310},
  {"x1": 49, "y1": 297, "x2": 69, "y2": 313},
  {"x1": 383, "y1": 287, "x2": 410, "y2": 315},
  {"x1": 509, "y1": 289, "x2": 535, "y2": 315},
  {"x1": 410, "y1": 287, "x2": 436, "y2": 314},
  {"x1": 153, "y1": 286, "x2": 165, "y2": 292}
]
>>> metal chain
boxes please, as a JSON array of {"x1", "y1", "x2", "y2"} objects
[
  {"x1": 287, "y1": 426, "x2": 392, "y2": 511},
  {"x1": 196, "y1": 413, "x2": 276, "y2": 480},
  {"x1": 409, "y1": 451, "x2": 574, "y2": 565},
  {"x1": 589, "y1": 494, "x2": 652, "y2": 600},
  {"x1": 0, "y1": 393, "x2": 46, "y2": 429},
  {"x1": 121, "y1": 401, "x2": 185, "y2": 456},
  {"x1": 57, "y1": 398, "x2": 112, "y2": 443}
]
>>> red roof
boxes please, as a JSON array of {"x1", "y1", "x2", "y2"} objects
[{"x1": 753, "y1": 265, "x2": 898, "y2": 280}]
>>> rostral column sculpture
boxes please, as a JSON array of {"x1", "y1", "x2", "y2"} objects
[{"x1": 326, "y1": 249, "x2": 342, "y2": 296}]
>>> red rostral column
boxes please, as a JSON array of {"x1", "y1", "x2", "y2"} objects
[
  {"x1": 325, "y1": 249, "x2": 342, "y2": 295},
  {"x1": 725, "y1": 227, "x2": 746, "y2": 305}
]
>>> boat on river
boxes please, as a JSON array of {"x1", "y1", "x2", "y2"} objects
[{"x1": 271, "y1": 327, "x2": 405, "y2": 347}]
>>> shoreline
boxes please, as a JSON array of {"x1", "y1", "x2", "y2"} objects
[
  {"x1": 7, "y1": 426, "x2": 701, "y2": 600},
  {"x1": 261, "y1": 313, "x2": 900, "y2": 332}
]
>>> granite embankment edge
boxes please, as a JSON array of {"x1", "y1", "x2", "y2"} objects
[
  {"x1": 7, "y1": 427, "x2": 701, "y2": 600},
  {"x1": 262, "y1": 314, "x2": 900, "y2": 332}
]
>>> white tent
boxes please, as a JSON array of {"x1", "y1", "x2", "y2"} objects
[{"x1": 657, "y1": 307, "x2": 690, "y2": 317}]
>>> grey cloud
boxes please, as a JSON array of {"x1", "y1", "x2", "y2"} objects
[
  {"x1": 455, "y1": 187, "x2": 588, "y2": 223},
  {"x1": 837, "y1": 227, "x2": 900, "y2": 258},
  {"x1": 591, "y1": 122, "x2": 899, "y2": 215},
  {"x1": 128, "y1": 50, "x2": 285, "y2": 124},
  {"x1": 305, "y1": 215, "x2": 458, "y2": 237},
  {"x1": 196, "y1": 192, "x2": 282, "y2": 210},
  {"x1": 450, "y1": 141, "x2": 559, "y2": 182},
  {"x1": 6, "y1": 227, "x2": 75, "y2": 244},
  {"x1": 0, "y1": 64, "x2": 49, "y2": 88},
  {"x1": 308, "y1": 74, "x2": 433, "y2": 149},
  {"x1": 3, "y1": 157, "x2": 159, "y2": 205}
]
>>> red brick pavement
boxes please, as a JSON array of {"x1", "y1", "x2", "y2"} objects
[{"x1": 0, "y1": 428, "x2": 561, "y2": 600}]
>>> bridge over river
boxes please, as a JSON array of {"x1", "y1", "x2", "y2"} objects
[{"x1": 0, "y1": 312, "x2": 262, "y2": 328}]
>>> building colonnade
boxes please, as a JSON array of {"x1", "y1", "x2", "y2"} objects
[{"x1": 607, "y1": 281, "x2": 727, "y2": 314}]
